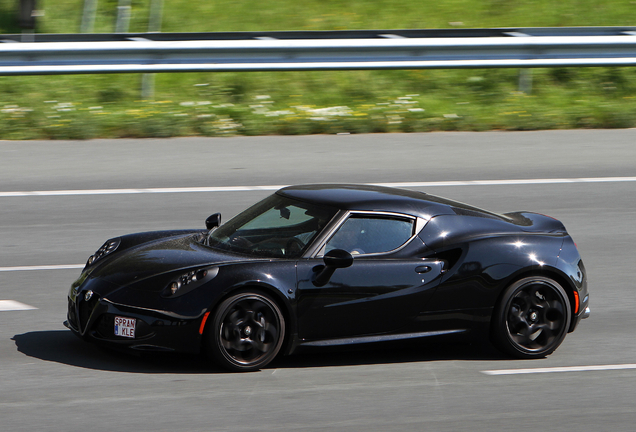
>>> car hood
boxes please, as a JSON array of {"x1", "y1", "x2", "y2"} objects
[{"x1": 86, "y1": 233, "x2": 250, "y2": 288}]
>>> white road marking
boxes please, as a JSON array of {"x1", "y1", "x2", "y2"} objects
[
  {"x1": 1, "y1": 176, "x2": 636, "y2": 198},
  {"x1": 377, "y1": 176, "x2": 636, "y2": 188},
  {"x1": 0, "y1": 185, "x2": 287, "y2": 197},
  {"x1": 2, "y1": 175, "x2": 633, "y2": 274},
  {"x1": 0, "y1": 300, "x2": 38, "y2": 311},
  {"x1": 482, "y1": 364, "x2": 636, "y2": 375},
  {"x1": 0, "y1": 264, "x2": 84, "y2": 272}
]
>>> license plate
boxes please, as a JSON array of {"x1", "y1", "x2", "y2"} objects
[{"x1": 114, "y1": 316, "x2": 136, "y2": 338}]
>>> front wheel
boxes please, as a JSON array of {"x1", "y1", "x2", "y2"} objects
[
  {"x1": 492, "y1": 276, "x2": 571, "y2": 359},
  {"x1": 206, "y1": 291, "x2": 285, "y2": 372}
]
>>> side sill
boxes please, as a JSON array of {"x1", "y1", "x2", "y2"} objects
[{"x1": 299, "y1": 329, "x2": 466, "y2": 347}]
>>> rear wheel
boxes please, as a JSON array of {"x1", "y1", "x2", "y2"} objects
[
  {"x1": 492, "y1": 276, "x2": 571, "y2": 359},
  {"x1": 206, "y1": 291, "x2": 285, "y2": 372}
]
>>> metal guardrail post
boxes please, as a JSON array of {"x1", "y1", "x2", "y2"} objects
[
  {"x1": 18, "y1": 0, "x2": 38, "y2": 29},
  {"x1": 518, "y1": 69, "x2": 533, "y2": 94},
  {"x1": 80, "y1": 0, "x2": 98, "y2": 33},
  {"x1": 147, "y1": 0, "x2": 164, "y2": 33},
  {"x1": 115, "y1": 0, "x2": 132, "y2": 33},
  {"x1": 141, "y1": 0, "x2": 163, "y2": 100}
]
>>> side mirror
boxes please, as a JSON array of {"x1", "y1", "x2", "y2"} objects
[
  {"x1": 205, "y1": 213, "x2": 221, "y2": 230},
  {"x1": 323, "y1": 249, "x2": 354, "y2": 269},
  {"x1": 313, "y1": 249, "x2": 353, "y2": 287}
]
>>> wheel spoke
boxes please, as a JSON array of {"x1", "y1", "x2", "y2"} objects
[
  {"x1": 227, "y1": 309, "x2": 245, "y2": 326},
  {"x1": 528, "y1": 286, "x2": 548, "y2": 308},
  {"x1": 507, "y1": 303, "x2": 529, "y2": 333},
  {"x1": 509, "y1": 304, "x2": 525, "y2": 320},
  {"x1": 221, "y1": 320, "x2": 238, "y2": 340},
  {"x1": 222, "y1": 337, "x2": 252, "y2": 352},
  {"x1": 546, "y1": 299, "x2": 565, "y2": 315},
  {"x1": 542, "y1": 311, "x2": 564, "y2": 335},
  {"x1": 532, "y1": 323, "x2": 556, "y2": 346},
  {"x1": 514, "y1": 291, "x2": 531, "y2": 308},
  {"x1": 221, "y1": 326, "x2": 246, "y2": 351},
  {"x1": 248, "y1": 312, "x2": 265, "y2": 330},
  {"x1": 235, "y1": 339, "x2": 254, "y2": 352},
  {"x1": 264, "y1": 322, "x2": 278, "y2": 342},
  {"x1": 510, "y1": 329, "x2": 532, "y2": 346},
  {"x1": 534, "y1": 322, "x2": 553, "y2": 335},
  {"x1": 251, "y1": 338, "x2": 272, "y2": 353}
]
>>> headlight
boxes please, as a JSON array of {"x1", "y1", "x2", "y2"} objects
[
  {"x1": 164, "y1": 267, "x2": 219, "y2": 297},
  {"x1": 86, "y1": 238, "x2": 121, "y2": 266}
]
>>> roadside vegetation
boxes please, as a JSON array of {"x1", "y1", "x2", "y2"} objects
[{"x1": 1, "y1": 0, "x2": 636, "y2": 139}]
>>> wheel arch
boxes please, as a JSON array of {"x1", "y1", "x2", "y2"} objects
[
  {"x1": 491, "y1": 266, "x2": 577, "y2": 331},
  {"x1": 202, "y1": 281, "x2": 295, "y2": 356}
]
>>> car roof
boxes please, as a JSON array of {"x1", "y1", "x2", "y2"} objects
[{"x1": 277, "y1": 184, "x2": 473, "y2": 219}]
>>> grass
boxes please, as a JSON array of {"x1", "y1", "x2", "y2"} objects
[{"x1": 1, "y1": 0, "x2": 636, "y2": 139}]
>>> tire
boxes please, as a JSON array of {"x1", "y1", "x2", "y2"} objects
[
  {"x1": 206, "y1": 291, "x2": 285, "y2": 372},
  {"x1": 492, "y1": 276, "x2": 571, "y2": 359}
]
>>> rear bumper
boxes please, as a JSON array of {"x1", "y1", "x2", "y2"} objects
[
  {"x1": 582, "y1": 306, "x2": 591, "y2": 319},
  {"x1": 569, "y1": 298, "x2": 590, "y2": 333}
]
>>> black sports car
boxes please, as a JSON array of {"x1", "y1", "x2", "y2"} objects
[{"x1": 65, "y1": 184, "x2": 589, "y2": 371}]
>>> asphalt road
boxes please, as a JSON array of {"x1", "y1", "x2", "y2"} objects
[{"x1": 1, "y1": 130, "x2": 636, "y2": 431}]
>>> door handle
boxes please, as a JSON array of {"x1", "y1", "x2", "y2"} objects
[{"x1": 415, "y1": 265, "x2": 432, "y2": 274}]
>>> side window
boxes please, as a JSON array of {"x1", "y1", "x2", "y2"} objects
[{"x1": 325, "y1": 215, "x2": 415, "y2": 255}]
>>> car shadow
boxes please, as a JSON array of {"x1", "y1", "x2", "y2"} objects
[
  {"x1": 12, "y1": 330, "x2": 218, "y2": 374},
  {"x1": 12, "y1": 330, "x2": 508, "y2": 374},
  {"x1": 272, "y1": 337, "x2": 508, "y2": 369}
]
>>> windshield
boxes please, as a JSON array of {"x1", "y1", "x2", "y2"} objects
[{"x1": 206, "y1": 194, "x2": 338, "y2": 258}]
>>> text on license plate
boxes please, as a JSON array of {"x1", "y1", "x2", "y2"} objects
[{"x1": 114, "y1": 316, "x2": 136, "y2": 338}]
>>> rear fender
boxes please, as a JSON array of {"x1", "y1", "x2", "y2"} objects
[{"x1": 423, "y1": 233, "x2": 564, "y2": 313}]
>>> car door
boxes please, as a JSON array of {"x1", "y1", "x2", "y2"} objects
[{"x1": 295, "y1": 212, "x2": 445, "y2": 341}]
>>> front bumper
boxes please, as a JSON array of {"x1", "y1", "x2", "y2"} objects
[{"x1": 66, "y1": 289, "x2": 204, "y2": 353}]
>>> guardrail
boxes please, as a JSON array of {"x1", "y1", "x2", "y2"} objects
[{"x1": 2, "y1": 27, "x2": 636, "y2": 76}]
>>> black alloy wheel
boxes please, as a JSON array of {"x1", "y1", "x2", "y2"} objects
[
  {"x1": 207, "y1": 291, "x2": 285, "y2": 372},
  {"x1": 492, "y1": 276, "x2": 571, "y2": 359}
]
